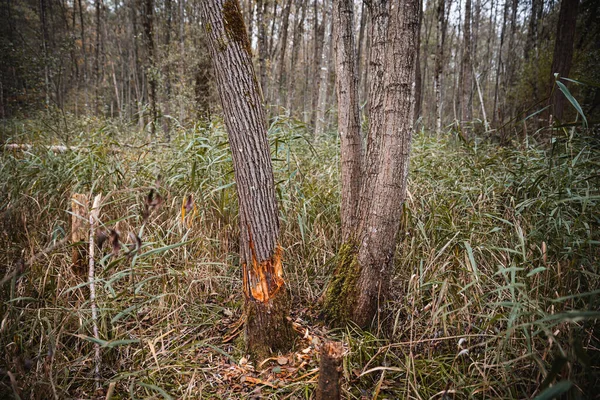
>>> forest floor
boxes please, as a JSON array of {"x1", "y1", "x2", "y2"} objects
[{"x1": 0, "y1": 115, "x2": 599, "y2": 399}]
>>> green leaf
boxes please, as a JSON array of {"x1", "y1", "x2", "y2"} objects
[
  {"x1": 533, "y1": 380, "x2": 572, "y2": 400},
  {"x1": 555, "y1": 80, "x2": 588, "y2": 127},
  {"x1": 527, "y1": 267, "x2": 546, "y2": 277}
]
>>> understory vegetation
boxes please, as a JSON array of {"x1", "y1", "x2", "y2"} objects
[{"x1": 1, "y1": 114, "x2": 599, "y2": 398}]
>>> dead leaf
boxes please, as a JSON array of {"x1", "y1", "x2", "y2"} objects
[{"x1": 276, "y1": 356, "x2": 288, "y2": 365}]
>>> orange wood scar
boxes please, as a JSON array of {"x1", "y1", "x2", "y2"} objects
[{"x1": 243, "y1": 245, "x2": 285, "y2": 303}]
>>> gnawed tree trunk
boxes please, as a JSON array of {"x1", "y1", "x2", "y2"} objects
[
  {"x1": 316, "y1": 342, "x2": 343, "y2": 400},
  {"x1": 324, "y1": 0, "x2": 419, "y2": 327},
  {"x1": 200, "y1": 0, "x2": 294, "y2": 358}
]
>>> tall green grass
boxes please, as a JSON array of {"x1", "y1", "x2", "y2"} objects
[{"x1": 0, "y1": 115, "x2": 598, "y2": 398}]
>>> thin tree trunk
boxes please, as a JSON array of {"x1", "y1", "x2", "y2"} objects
[
  {"x1": 310, "y1": 0, "x2": 326, "y2": 131},
  {"x1": 333, "y1": 0, "x2": 362, "y2": 240},
  {"x1": 277, "y1": 0, "x2": 292, "y2": 107},
  {"x1": 287, "y1": 0, "x2": 306, "y2": 112},
  {"x1": 550, "y1": 0, "x2": 579, "y2": 121},
  {"x1": 493, "y1": 0, "x2": 509, "y2": 125},
  {"x1": 199, "y1": 0, "x2": 293, "y2": 359},
  {"x1": 413, "y1": 0, "x2": 423, "y2": 123},
  {"x1": 142, "y1": 0, "x2": 157, "y2": 135},
  {"x1": 434, "y1": 0, "x2": 447, "y2": 132},
  {"x1": 460, "y1": 0, "x2": 472, "y2": 128},
  {"x1": 315, "y1": 14, "x2": 332, "y2": 136},
  {"x1": 179, "y1": 0, "x2": 186, "y2": 121}
]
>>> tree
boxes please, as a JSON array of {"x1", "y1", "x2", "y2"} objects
[
  {"x1": 434, "y1": 0, "x2": 447, "y2": 132},
  {"x1": 550, "y1": 0, "x2": 580, "y2": 121},
  {"x1": 324, "y1": 0, "x2": 420, "y2": 327},
  {"x1": 142, "y1": 0, "x2": 158, "y2": 135},
  {"x1": 199, "y1": 0, "x2": 294, "y2": 358},
  {"x1": 460, "y1": 0, "x2": 473, "y2": 126}
]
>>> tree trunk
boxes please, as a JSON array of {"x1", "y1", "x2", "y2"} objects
[
  {"x1": 315, "y1": 13, "x2": 333, "y2": 136},
  {"x1": 460, "y1": 0, "x2": 472, "y2": 127},
  {"x1": 413, "y1": 0, "x2": 423, "y2": 123},
  {"x1": 316, "y1": 342, "x2": 343, "y2": 400},
  {"x1": 359, "y1": 0, "x2": 389, "y2": 229},
  {"x1": 310, "y1": 0, "x2": 326, "y2": 132},
  {"x1": 287, "y1": 0, "x2": 306, "y2": 112},
  {"x1": 434, "y1": 0, "x2": 446, "y2": 132},
  {"x1": 199, "y1": 0, "x2": 293, "y2": 359},
  {"x1": 550, "y1": 0, "x2": 579, "y2": 121},
  {"x1": 493, "y1": 0, "x2": 509, "y2": 125},
  {"x1": 142, "y1": 0, "x2": 157, "y2": 135},
  {"x1": 324, "y1": 0, "x2": 419, "y2": 328},
  {"x1": 333, "y1": 0, "x2": 362, "y2": 241},
  {"x1": 256, "y1": 0, "x2": 268, "y2": 101},
  {"x1": 277, "y1": 0, "x2": 292, "y2": 107}
]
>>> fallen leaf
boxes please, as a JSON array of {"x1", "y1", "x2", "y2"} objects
[{"x1": 277, "y1": 356, "x2": 288, "y2": 365}]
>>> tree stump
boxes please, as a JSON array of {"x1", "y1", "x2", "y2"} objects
[
  {"x1": 71, "y1": 193, "x2": 89, "y2": 274},
  {"x1": 316, "y1": 341, "x2": 344, "y2": 400}
]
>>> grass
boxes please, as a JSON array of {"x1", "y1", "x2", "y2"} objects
[{"x1": 0, "y1": 113, "x2": 599, "y2": 399}]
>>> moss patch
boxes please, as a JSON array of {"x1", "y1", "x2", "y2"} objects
[
  {"x1": 222, "y1": 0, "x2": 252, "y2": 55},
  {"x1": 322, "y1": 241, "x2": 361, "y2": 326}
]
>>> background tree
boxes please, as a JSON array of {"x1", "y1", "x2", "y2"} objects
[{"x1": 199, "y1": 0, "x2": 294, "y2": 358}]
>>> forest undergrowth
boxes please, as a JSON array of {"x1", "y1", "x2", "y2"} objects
[{"x1": 0, "y1": 114, "x2": 599, "y2": 399}]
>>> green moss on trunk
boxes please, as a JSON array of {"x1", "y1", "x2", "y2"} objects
[
  {"x1": 322, "y1": 241, "x2": 361, "y2": 325},
  {"x1": 222, "y1": 0, "x2": 252, "y2": 55}
]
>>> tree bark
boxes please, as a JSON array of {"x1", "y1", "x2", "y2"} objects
[
  {"x1": 277, "y1": 0, "x2": 292, "y2": 107},
  {"x1": 316, "y1": 342, "x2": 344, "y2": 400},
  {"x1": 460, "y1": 0, "x2": 473, "y2": 126},
  {"x1": 287, "y1": 0, "x2": 306, "y2": 112},
  {"x1": 413, "y1": 0, "x2": 423, "y2": 123},
  {"x1": 324, "y1": 0, "x2": 419, "y2": 328},
  {"x1": 256, "y1": 0, "x2": 268, "y2": 101},
  {"x1": 333, "y1": 0, "x2": 362, "y2": 241},
  {"x1": 434, "y1": 0, "x2": 447, "y2": 132},
  {"x1": 550, "y1": 0, "x2": 579, "y2": 121},
  {"x1": 359, "y1": 0, "x2": 389, "y2": 232},
  {"x1": 199, "y1": 0, "x2": 293, "y2": 359},
  {"x1": 352, "y1": 0, "x2": 419, "y2": 327},
  {"x1": 142, "y1": 0, "x2": 157, "y2": 135}
]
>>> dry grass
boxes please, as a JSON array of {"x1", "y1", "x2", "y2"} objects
[{"x1": 0, "y1": 114, "x2": 599, "y2": 399}]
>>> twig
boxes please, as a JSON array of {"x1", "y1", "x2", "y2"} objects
[{"x1": 88, "y1": 194, "x2": 102, "y2": 390}]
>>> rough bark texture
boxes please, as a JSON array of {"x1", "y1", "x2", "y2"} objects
[
  {"x1": 200, "y1": 0, "x2": 293, "y2": 359},
  {"x1": 333, "y1": 0, "x2": 362, "y2": 241},
  {"x1": 324, "y1": 0, "x2": 419, "y2": 328},
  {"x1": 316, "y1": 341, "x2": 343, "y2": 400},
  {"x1": 550, "y1": 0, "x2": 579, "y2": 121},
  {"x1": 352, "y1": 0, "x2": 419, "y2": 327},
  {"x1": 257, "y1": 0, "x2": 268, "y2": 101},
  {"x1": 359, "y1": 0, "x2": 388, "y2": 234}
]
